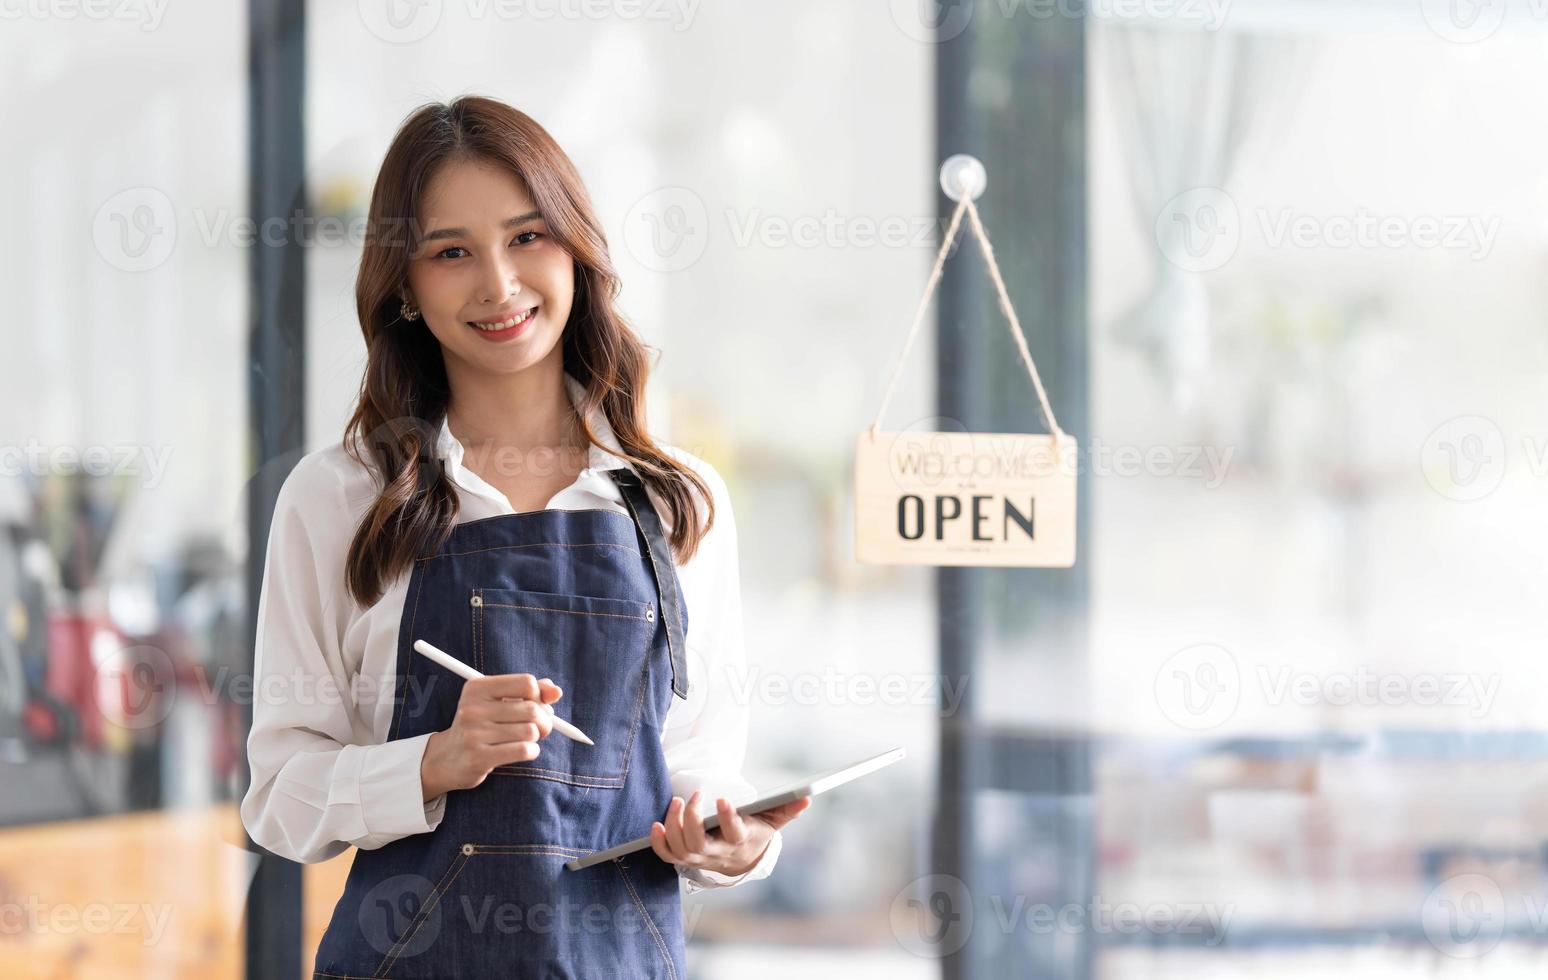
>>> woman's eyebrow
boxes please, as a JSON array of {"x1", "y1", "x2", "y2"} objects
[{"x1": 420, "y1": 211, "x2": 542, "y2": 243}]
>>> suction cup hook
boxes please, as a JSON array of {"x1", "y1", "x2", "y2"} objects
[{"x1": 939, "y1": 154, "x2": 987, "y2": 202}]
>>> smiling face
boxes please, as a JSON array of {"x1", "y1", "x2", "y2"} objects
[{"x1": 403, "y1": 156, "x2": 575, "y2": 380}]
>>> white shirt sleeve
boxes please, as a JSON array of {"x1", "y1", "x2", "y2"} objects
[
  {"x1": 239, "y1": 453, "x2": 448, "y2": 865},
  {"x1": 661, "y1": 458, "x2": 784, "y2": 894}
]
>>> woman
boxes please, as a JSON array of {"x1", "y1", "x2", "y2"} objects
[{"x1": 240, "y1": 95, "x2": 809, "y2": 979}]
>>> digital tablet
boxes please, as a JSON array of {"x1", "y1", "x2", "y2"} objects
[{"x1": 564, "y1": 746, "x2": 906, "y2": 871}]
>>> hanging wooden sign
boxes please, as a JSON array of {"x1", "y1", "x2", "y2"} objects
[
  {"x1": 855, "y1": 155, "x2": 1078, "y2": 568},
  {"x1": 854, "y1": 429, "x2": 1076, "y2": 567}
]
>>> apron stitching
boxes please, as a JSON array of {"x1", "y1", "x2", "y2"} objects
[
  {"x1": 490, "y1": 766, "x2": 623, "y2": 786},
  {"x1": 482, "y1": 602, "x2": 649, "y2": 622},
  {"x1": 611, "y1": 472, "x2": 688, "y2": 701},
  {"x1": 615, "y1": 860, "x2": 678, "y2": 980},
  {"x1": 390, "y1": 571, "x2": 428, "y2": 743},
  {"x1": 611, "y1": 650, "x2": 648, "y2": 781},
  {"x1": 374, "y1": 848, "x2": 472, "y2": 977},
  {"x1": 469, "y1": 844, "x2": 589, "y2": 857}
]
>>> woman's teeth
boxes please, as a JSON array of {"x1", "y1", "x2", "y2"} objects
[{"x1": 469, "y1": 307, "x2": 536, "y2": 331}]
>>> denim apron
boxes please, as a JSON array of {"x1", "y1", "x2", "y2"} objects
[{"x1": 312, "y1": 468, "x2": 691, "y2": 980}]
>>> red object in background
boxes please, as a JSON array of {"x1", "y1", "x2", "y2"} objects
[
  {"x1": 22, "y1": 700, "x2": 58, "y2": 741},
  {"x1": 43, "y1": 609, "x2": 126, "y2": 750}
]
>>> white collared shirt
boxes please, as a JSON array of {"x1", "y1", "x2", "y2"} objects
[{"x1": 240, "y1": 373, "x2": 779, "y2": 893}]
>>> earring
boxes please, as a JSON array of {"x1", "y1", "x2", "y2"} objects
[{"x1": 400, "y1": 300, "x2": 421, "y2": 321}]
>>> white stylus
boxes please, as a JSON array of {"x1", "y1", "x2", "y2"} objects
[{"x1": 412, "y1": 638, "x2": 595, "y2": 746}]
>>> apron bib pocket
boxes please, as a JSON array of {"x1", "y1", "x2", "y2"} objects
[{"x1": 472, "y1": 587, "x2": 655, "y2": 789}]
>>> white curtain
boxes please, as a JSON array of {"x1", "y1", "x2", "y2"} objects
[{"x1": 1099, "y1": 23, "x2": 1308, "y2": 410}]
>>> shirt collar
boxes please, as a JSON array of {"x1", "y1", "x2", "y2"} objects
[{"x1": 434, "y1": 372, "x2": 634, "y2": 477}]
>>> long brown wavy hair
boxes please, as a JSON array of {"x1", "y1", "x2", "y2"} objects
[{"x1": 342, "y1": 95, "x2": 714, "y2": 608}]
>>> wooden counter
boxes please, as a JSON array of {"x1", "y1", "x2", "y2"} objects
[{"x1": 0, "y1": 803, "x2": 351, "y2": 979}]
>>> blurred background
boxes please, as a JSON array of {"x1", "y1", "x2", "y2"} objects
[{"x1": 2, "y1": 0, "x2": 1546, "y2": 976}]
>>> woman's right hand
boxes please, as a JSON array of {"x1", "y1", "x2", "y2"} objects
[{"x1": 421, "y1": 673, "x2": 563, "y2": 800}]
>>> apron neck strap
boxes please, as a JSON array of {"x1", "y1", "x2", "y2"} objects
[{"x1": 607, "y1": 468, "x2": 689, "y2": 700}]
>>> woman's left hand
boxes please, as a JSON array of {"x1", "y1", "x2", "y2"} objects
[{"x1": 649, "y1": 791, "x2": 812, "y2": 878}]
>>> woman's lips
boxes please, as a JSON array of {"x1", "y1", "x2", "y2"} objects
[{"x1": 467, "y1": 306, "x2": 537, "y2": 340}]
